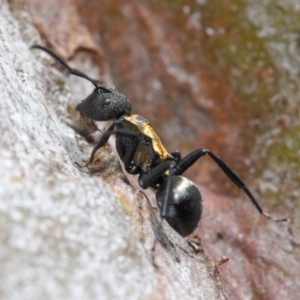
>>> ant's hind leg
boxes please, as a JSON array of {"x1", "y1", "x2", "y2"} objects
[{"x1": 172, "y1": 148, "x2": 287, "y2": 223}]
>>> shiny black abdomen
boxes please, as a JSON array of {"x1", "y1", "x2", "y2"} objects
[{"x1": 156, "y1": 176, "x2": 203, "y2": 237}]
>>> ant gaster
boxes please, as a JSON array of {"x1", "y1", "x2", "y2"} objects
[{"x1": 32, "y1": 46, "x2": 287, "y2": 241}]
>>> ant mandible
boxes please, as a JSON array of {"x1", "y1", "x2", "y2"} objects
[{"x1": 32, "y1": 45, "x2": 287, "y2": 243}]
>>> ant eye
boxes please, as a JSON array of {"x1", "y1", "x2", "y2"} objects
[{"x1": 104, "y1": 98, "x2": 111, "y2": 105}]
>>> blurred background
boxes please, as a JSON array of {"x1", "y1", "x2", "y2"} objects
[{"x1": 24, "y1": 0, "x2": 300, "y2": 298}]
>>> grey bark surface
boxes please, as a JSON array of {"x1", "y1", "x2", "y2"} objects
[{"x1": 0, "y1": 1, "x2": 227, "y2": 299}]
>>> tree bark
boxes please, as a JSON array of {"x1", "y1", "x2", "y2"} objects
[{"x1": 0, "y1": 1, "x2": 227, "y2": 299}]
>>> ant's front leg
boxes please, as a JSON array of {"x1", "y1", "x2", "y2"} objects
[
  {"x1": 172, "y1": 148, "x2": 287, "y2": 223},
  {"x1": 84, "y1": 121, "x2": 119, "y2": 167},
  {"x1": 120, "y1": 130, "x2": 140, "y2": 174},
  {"x1": 86, "y1": 123, "x2": 140, "y2": 173}
]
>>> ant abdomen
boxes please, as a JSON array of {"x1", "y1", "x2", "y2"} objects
[{"x1": 156, "y1": 176, "x2": 203, "y2": 237}]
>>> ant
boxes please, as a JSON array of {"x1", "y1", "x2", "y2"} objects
[{"x1": 32, "y1": 45, "x2": 287, "y2": 246}]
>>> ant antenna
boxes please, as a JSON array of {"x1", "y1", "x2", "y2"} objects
[{"x1": 32, "y1": 45, "x2": 111, "y2": 92}]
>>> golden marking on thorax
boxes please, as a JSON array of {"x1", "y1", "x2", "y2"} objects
[{"x1": 124, "y1": 115, "x2": 172, "y2": 161}]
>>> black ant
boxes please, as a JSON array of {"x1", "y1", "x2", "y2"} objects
[{"x1": 32, "y1": 45, "x2": 287, "y2": 247}]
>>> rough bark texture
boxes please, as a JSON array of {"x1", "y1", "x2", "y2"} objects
[{"x1": 0, "y1": 1, "x2": 227, "y2": 299}]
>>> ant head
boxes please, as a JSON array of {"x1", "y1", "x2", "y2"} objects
[
  {"x1": 76, "y1": 87, "x2": 132, "y2": 121},
  {"x1": 156, "y1": 176, "x2": 203, "y2": 237}
]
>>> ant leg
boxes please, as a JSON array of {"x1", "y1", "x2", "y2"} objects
[
  {"x1": 172, "y1": 149, "x2": 207, "y2": 176},
  {"x1": 138, "y1": 161, "x2": 173, "y2": 258},
  {"x1": 83, "y1": 122, "x2": 139, "y2": 173},
  {"x1": 172, "y1": 148, "x2": 287, "y2": 223},
  {"x1": 85, "y1": 124, "x2": 139, "y2": 169},
  {"x1": 170, "y1": 150, "x2": 181, "y2": 162},
  {"x1": 139, "y1": 161, "x2": 172, "y2": 189},
  {"x1": 121, "y1": 131, "x2": 140, "y2": 174},
  {"x1": 84, "y1": 121, "x2": 119, "y2": 167}
]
